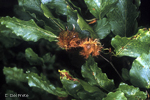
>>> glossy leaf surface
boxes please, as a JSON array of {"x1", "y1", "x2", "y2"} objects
[
  {"x1": 93, "y1": 18, "x2": 111, "y2": 39},
  {"x1": 130, "y1": 51, "x2": 150, "y2": 88},
  {"x1": 41, "y1": 0, "x2": 68, "y2": 15},
  {"x1": 0, "y1": 16, "x2": 58, "y2": 42},
  {"x1": 117, "y1": 83, "x2": 147, "y2": 100},
  {"x1": 84, "y1": 0, "x2": 118, "y2": 19},
  {"x1": 25, "y1": 48, "x2": 44, "y2": 65},
  {"x1": 111, "y1": 29, "x2": 150, "y2": 57},
  {"x1": 107, "y1": 0, "x2": 139, "y2": 36},
  {"x1": 81, "y1": 56, "x2": 115, "y2": 92},
  {"x1": 102, "y1": 91, "x2": 127, "y2": 100},
  {"x1": 27, "y1": 72, "x2": 68, "y2": 97},
  {"x1": 67, "y1": 6, "x2": 89, "y2": 37},
  {"x1": 3, "y1": 67, "x2": 27, "y2": 82},
  {"x1": 59, "y1": 69, "x2": 106, "y2": 100},
  {"x1": 77, "y1": 13, "x2": 97, "y2": 38}
]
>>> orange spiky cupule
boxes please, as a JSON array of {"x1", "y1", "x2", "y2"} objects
[
  {"x1": 57, "y1": 29, "x2": 103, "y2": 59},
  {"x1": 79, "y1": 38, "x2": 103, "y2": 59},
  {"x1": 57, "y1": 30, "x2": 81, "y2": 50}
]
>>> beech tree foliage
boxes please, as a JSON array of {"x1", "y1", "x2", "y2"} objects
[{"x1": 0, "y1": 0, "x2": 149, "y2": 100}]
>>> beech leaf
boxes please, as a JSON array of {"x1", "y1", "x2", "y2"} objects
[
  {"x1": 130, "y1": 51, "x2": 150, "y2": 88},
  {"x1": 111, "y1": 28, "x2": 150, "y2": 57},
  {"x1": 84, "y1": 0, "x2": 118, "y2": 19},
  {"x1": 0, "y1": 16, "x2": 58, "y2": 42},
  {"x1": 81, "y1": 56, "x2": 115, "y2": 92},
  {"x1": 117, "y1": 83, "x2": 147, "y2": 100},
  {"x1": 25, "y1": 48, "x2": 44, "y2": 65},
  {"x1": 26, "y1": 72, "x2": 68, "y2": 97},
  {"x1": 107, "y1": 0, "x2": 139, "y2": 36}
]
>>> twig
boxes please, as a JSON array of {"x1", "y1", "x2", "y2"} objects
[{"x1": 100, "y1": 54, "x2": 125, "y2": 82}]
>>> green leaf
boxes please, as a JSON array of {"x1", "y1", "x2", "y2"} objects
[
  {"x1": 79, "y1": 80, "x2": 106, "y2": 100},
  {"x1": 41, "y1": 3, "x2": 54, "y2": 19},
  {"x1": 59, "y1": 69, "x2": 106, "y2": 99},
  {"x1": 67, "y1": 6, "x2": 78, "y2": 30},
  {"x1": 102, "y1": 91, "x2": 127, "y2": 100},
  {"x1": 117, "y1": 83, "x2": 147, "y2": 100},
  {"x1": 81, "y1": 56, "x2": 115, "y2": 92},
  {"x1": 26, "y1": 72, "x2": 68, "y2": 97},
  {"x1": 41, "y1": 0, "x2": 67, "y2": 16},
  {"x1": 134, "y1": 0, "x2": 141, "y2": 8},
  {"x1": 18, "y1": 0, "x2": 65, "y2": 33},
  {"x1": 0, "y1": 16, "x2": 58, "y2": 42},
  {"x1": 25, "y1": 48, "x2": 44, "y2": 65},
  {"x1": 93, "y1": 18, "x2": 111, "y2": 39},
  {"x1": 77, "y1": 13, "x2": 97, "y2": 38},
  {"x1": 0, "y1": 25, "x2": 21, "y2": 48},
  {"x1": 84, "y1": 0, "x2": 118, "y2": 19},
  {"x1": 111, "y1": 32, "x2": 150, "y2": 57},
  {"x1": 44, "y1": 25, "x2": 58, "y2": 34},
  {"x1": 61, "y1": 78, "x2": 82, "y2": 98},
  {"x1": 134, "y1": 28, "x2": 150, "y2": 44},
  {"x1": 0, "y1": 25, "x2": 14, "y2": 37},
  {"x1": 67, "y1": 6, "x2": 89, "y2": 37},
  {"x1": 67, "y1": 0, "x2": 81, "y2": 13},
  {"x1": 130, "y1": 51, "x2": 150, "y2": 88},
  {"x1": 79, "y1": 80, "x2": 100, "y2": 93},
  {"x1": 0, "y1": 36, "x2": 21, "y2": 48},
  {"x1": 13, "y1": 6, "x2": 33, "y2": 21},
  {"x1": 58, "y1": 69, "x2": 81, "y2": 98},
  {"x1": 18, "y1": 0, "x2": 42, "y2": 13},
  {"x1": 41, "y1": 3, "x2": 65, "y2": 31},
  {"x1": 107, "y1": 0, "x2": 139, "y2": 36},
  {"x1": 3, "y1": 67, "x2": 27, "y2": 82},
  {"x1": 42, "y1": 53, "x2": 57, "y2": 77},
  {"x1": 77, "y1": 90, "x2": 106, "y2": 100},
  {"x1": 122, "y1": 68, "x2": 130, "y2": 81},
  {"x1": 43, "y1": 53, "x2": 55, "y2": 65}
]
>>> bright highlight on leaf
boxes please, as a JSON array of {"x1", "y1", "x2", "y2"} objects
[
  {"x1": 117, "y1": 83, "x2": 147, "y2": 99},
  {"x1": 41, "y1": 0, "x2": 68, "y2": 16},
  {"x1": 77, "y1": 13, "x2": 96, "y2": 38},
  {"x1": 111, "y1": 28, "x2": 150, "y2": 57},
  {"x1": 84, "y1": 0, "x2": 118, "y2": 19},
  {"x1": 103, "y1": 91, "x2": 127, "y2": 100},
  {"x1": 130, "y1": 50, "x2": 150, "y2": 88},
  {"x1": 3, "y1": 67, "x2": 27, "y2": 82},
  {"x1": 0, "y1": 16, "x2": 58, "y2": 42}
]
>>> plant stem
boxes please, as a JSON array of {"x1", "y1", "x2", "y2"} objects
[{"x1": 100, "y1": 55, "x2": 125, "y2": 82}]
